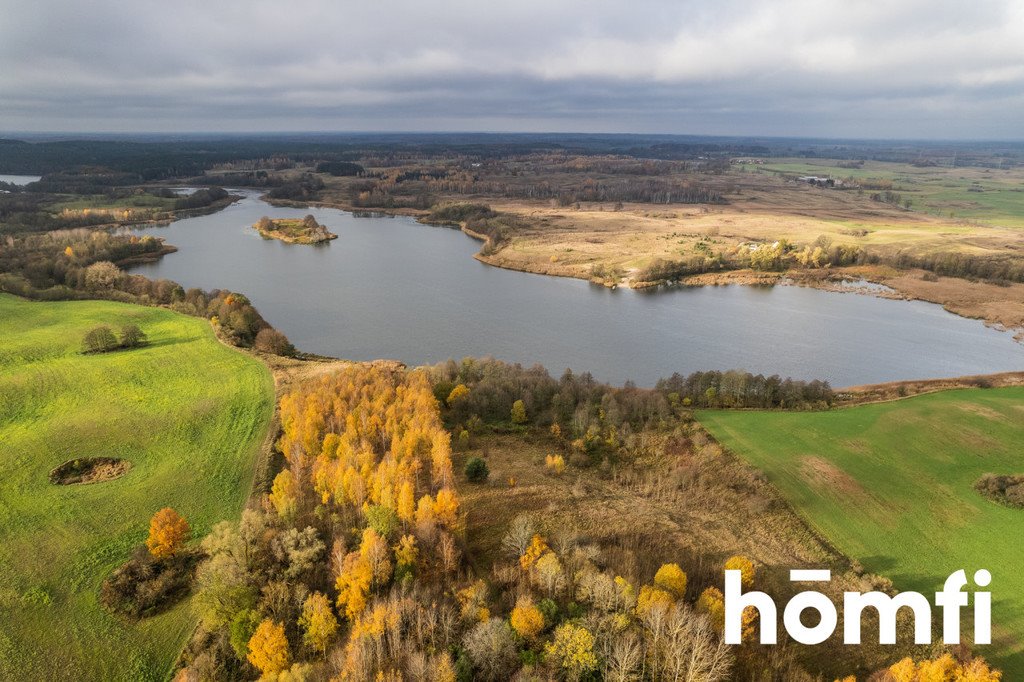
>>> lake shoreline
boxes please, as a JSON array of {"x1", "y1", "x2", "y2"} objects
[
  {"x1": 127, "y1": 191, "x2": 1024, "y2": 387},
  {"x1": 263, "y1": 193, "x2": 1024, "y2": 338}
]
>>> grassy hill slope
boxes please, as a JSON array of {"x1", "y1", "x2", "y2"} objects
[{"x1": 0, "y1": 294, "x2": 274, "y2": 681}]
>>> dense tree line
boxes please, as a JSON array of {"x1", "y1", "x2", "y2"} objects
[
  {"x1": 635, "y1": 236, "x2": 1024, "y2": 286},
  {"x1": 887, "y1": 250, "x2": 1024, "y2": 283},
  {"x1": 421, "y1": 206, "x2": 528, "y2": 255},
  {"x1": 0, "y1": 229, "x2": 167, "y2": 291},
  {"x1": 0, "y1": 138, "x2": 364, "y2": 178},
  {"x1": 170, "y1": 187, "x2": 230, "y2": 210},
  {"x1": 634, "y1": 255, "x2": 729, "y2": 282},
  {"x1": 1, "y1": 135, "x2": 1018, "y2": 182},
  {"x1": 348, "y1": 182, "x2": 433, "y2": 210},
  {"x1": 315, "y1": 161, "x2": 365, "y2": 176},
  {"x1": 357, "y1": 172, "x2": 725, "y2": 207},
  {"x1": 429, "y1": 358, "x2": 671, "y2": 431},
  {"x1": 385, "y1": 168, "x2": 448, "y2": 183},
  {"x1": 0, "y1": 184, "x2": 232, "y2": 233},
  {"x1": 423, "y1": 203, "x2": 497, "y2": 226},
  {"x1": 542, "y1": 178, "x2": 725, "y2": 206},
  {"x1": 635, "y1": 240, "x2": 869, "y2": 283},
  {"x1": 429, "y1": 358, "x2": 832, "y2": 438},
  {"x1": 656, "y1": 370, "x2": 833, "y2": 409},
  {"x1": 265, "y1": 174, "x2": 326, "y2": 201},
  {"x1": 190, "y1": 171, "x2": 284, "y2": 188},
  {"x1": 637, "y1": 239, "x2": 1024, "y2": 285},
  {"x1": 519, "y1": 154, "x2": 693, "y2": 176},
  {"x1": 0, "y1": 191, "x2": 58, "y2": 233},
  {"x1": 25, "y1": 169, "x2": 143, "y2": 194}
]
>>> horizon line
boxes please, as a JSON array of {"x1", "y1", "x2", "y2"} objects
[{"x1": 3, "y1": 130, "x2": 1024, "y2": 145}]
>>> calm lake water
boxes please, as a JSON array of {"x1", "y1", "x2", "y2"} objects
[
  {"x1": 0, "y1": 175, "x2": 41, "y2": 186},
  {"x1": 129, "y1": 191, "x2": 1023, "y2": 387}
]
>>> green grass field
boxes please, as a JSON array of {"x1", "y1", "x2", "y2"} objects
[
  {"x1": 699, "y1": 388, "x2": 1024, "y2": 676},
  {"x1": 0, "y1": 294, "x2": 274, "y2": 681},
  {"x1": 746, "y1": 159, "x2": 1024, "y2": 228}
]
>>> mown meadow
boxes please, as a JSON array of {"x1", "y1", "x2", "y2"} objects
[
  {"x1": 0, "y1": 294, "x2": 273, "y2": 680},
  {"x1": 699, "y1": 387, "x2": 1024, "y2": 677}
]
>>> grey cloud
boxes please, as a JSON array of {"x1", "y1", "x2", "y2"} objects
[{"x1": 1, "y1": 0, "x2": 1022, "y2": 137}]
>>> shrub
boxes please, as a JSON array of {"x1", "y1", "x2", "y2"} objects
[
  {"x1": 82, "y1": 325, "x2": 118, "y2": 353},
  {"x1": 538, "y1": 597, "x2": 559, "y2": 624},
  {"x1": 447, "y1": 383, "x2": 470, "y2": 406},
  {"x1": 545, "y1": 454, "x2": 566, "y2": 476},
  {"x1": 254, "y1": 328, "x2": 295, "y2": 356},
  {"x1": 84, "y1": 261, "x2": 124, "y2": 290},
  {"x1": 464, "y1": 457, "x2": 489, "y2": 483},
  {"x1": 975, "y1": 473, "x2": 1024, "y2": 508},
  {"x1": 120, "y1": 324, "x2": 147, "y2": 348},
  {"x1": 510, "y1": 399, "x2": 527, "y2": 424},
  {"x1": 100, "y1": 546, "x2": 198, "y2": 618}
]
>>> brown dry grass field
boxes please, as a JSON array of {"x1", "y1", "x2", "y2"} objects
[{"x1": 480, "y1": 192, "x2": 1016, "y2": 279}]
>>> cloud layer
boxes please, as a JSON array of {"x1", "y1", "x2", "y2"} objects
[{"x1": 2, "y1": 0, "x2": 1023, "y2": 137}]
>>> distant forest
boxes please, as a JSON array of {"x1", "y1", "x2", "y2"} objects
[{"x1": 1, "y1": 134, "x2": 1021, "y2": 178}]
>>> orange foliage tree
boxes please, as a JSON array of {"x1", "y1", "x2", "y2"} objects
[
  {"x1": 510, "y1": 596, "x2": 545, "y2": 639},
  {"x1": 247, "y1": 619, "x2": 291, "y2": 676},
  {"x1": 145, "y1": 507, "x2": 190, "y2": 559},
  {"x1": 724, "y1": 555, "x2": 755, "y2": 588},
  {"x1": 654, "y1": 562, "x2": 688, "y2": 598},
  {"x1": 887, "y1": 653, "x2": 1001, "y2": 682}
]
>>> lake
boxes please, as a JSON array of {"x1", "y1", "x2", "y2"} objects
[
  {"x1": 129, "y1": 191, "x2": 1023, "y2": 387},
  {"x1": 0, "y1": 175, "x2": 41, "y2": 186}
]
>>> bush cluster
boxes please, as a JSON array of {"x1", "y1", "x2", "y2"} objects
[
  {"x1": 975, "y1": 473, "x2": 1024, "y2": 508},
  {"x1": 81, "y1": 323, "x2": 147, "y2": 354},
  {"x1": 100, "y1": 546, "x2": 199, "y2": 619}
]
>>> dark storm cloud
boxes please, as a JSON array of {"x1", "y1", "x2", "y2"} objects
[{"x1": 1, "y1": 0, "x2": 1022, "y2": 137}]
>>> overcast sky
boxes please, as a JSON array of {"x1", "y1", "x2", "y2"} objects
[{"x1": 2, "y1": 0, "x2": 1023, "y2": 138}]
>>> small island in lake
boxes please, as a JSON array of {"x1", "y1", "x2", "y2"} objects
[{"x1": 254, "y1": 214, "x2": 337, "y2": 244}]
